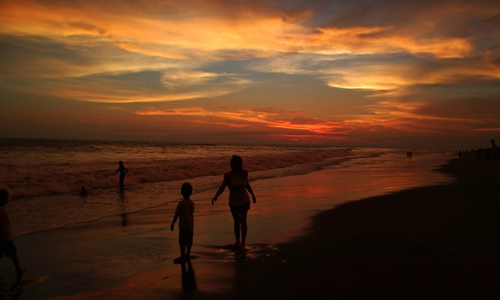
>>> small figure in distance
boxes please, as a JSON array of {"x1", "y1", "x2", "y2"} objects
[
  {"x1": 80, "y1": 186, "x2": 88, "y2": 197},
  {"x1": 212, "y1": 155, "x2": 256, "y2": 250},
  {"x1": 0, "y1": 189, "x2": 26, "y2": 279},
  {"x1": 170, "y1": 182, "x2": 195, "y2": 264},
  {"x1": 113, "y1": 161, "x2": 128, "y2": 190}
]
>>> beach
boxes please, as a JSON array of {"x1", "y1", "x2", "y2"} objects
[
  {"x1": 2, "y1": 151, "x2": 499, "y2": 299},
  {"x1": 221, "y1": 155, "x2": 500, "y2": 299}
]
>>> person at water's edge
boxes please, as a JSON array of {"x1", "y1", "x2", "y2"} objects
[{"x1": 212, "y1": 155, "x2": 256, "y2": 250}]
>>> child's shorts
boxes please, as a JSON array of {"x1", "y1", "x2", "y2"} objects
[
  {"x1": 179, "y1": 228, "x2": 193, "y2": 246},
  {"x1": 0, "y1": 240, "x2": 17, "y2": 258}
]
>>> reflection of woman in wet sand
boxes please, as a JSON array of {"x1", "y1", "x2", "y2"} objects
[
  {"x1": 113, "y1": 161, "x2": 128, "y2": 190},
  {"x1": 212, "y1": 155, "x2": 256, "y2": 250}
]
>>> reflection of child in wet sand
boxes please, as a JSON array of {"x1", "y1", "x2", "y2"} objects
[
  {"x1": 170, "y1": 183, "x2": 195, "y2": 264},
  {"x1": 0, "y1": 189, "x2": 25, "y2": 278},
  {"x1": 113, "y1": 161, "x2": 128, "y2": 189}
]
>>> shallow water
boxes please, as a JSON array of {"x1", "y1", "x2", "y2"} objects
[
  {"x1": 0, "y1": 139, "x2": 353, "y2": 199},
  {"x1": 2, "y1": 139, "x2": 389, "y2": 235},
  {"x1": 0, "y1": 150, "x2": 453, "y2": 300},
  {"x1": 198, "y1": 151, "x2": 453, "y2": 248}
]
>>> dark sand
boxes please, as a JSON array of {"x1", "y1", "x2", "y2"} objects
[
  {"x1": 220, "y1": 155, "x2": 500, "y2": 299},
  {"x1": 1, "y1": 153, "x2": 499, "y2": 299}
]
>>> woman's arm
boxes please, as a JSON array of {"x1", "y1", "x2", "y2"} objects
[
  {"x1": 245, "y1": 171, "x2": 257, "y2": 203},
  {"x1": 245, "y1": 172, "x2": 256, "y2": 203},
  {"x1": 246, "y1": 182, "x2": 256, "y2": 203},
  {"x1": 212, "y1": 179, "x2": 227, "y2": 204}
]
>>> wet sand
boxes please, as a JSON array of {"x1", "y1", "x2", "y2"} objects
[
  {"x1": 4, "y1": 152, "x2": 498, "y2": 299},
  {"x1": 221, "y1": 154, "x2": 500, "y2": 299}
]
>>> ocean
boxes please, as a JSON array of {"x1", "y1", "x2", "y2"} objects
[{"x1": 0, "y1": 139, "x2": 447, "y2": 236}]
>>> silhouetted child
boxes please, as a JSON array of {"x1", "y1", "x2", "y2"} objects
[
  {"x1": 170, "y1": 182, "x2": 194, "y2": 264},
  {"x1": 113, "y1": 161, "x2": 128, "y2": 189},
  {"x1": 0, "y1": 189, "x2": 25, "y2": 278}
]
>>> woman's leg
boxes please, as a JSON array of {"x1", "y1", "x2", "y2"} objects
[
  {"x1": 240, "y1": 211, "x2": 248, "y2": 249},
  {"x1": 231, "y1": 210, "x2": 241, "y2": 246}
]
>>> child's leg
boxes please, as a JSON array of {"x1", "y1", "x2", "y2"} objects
[
  {"x1": 231, "y1": 210, "x2": 241, "y2": 245},
  {"x1": 12, "y1": 253, "x2": 24, "y2": 274},
  {"x1": 174, "y1": 242, "x2": 186, "y2": 264},
  {"x1": 186, "y1": 228, "x2": 193, "y2": 259},
  {"x1": 6, "y1": 242, "x2": 24, "y2": 275},
  {"x1": 240, "y1": 211, "x2": 248, "y2": 248},
  {"x1": 179, "y1": 242, "x2": 186, "y2": 259},
  {"x1": 179, "y1": 229, "x2": 186, "y2": 260},
  {"x1": 12, "y1": 253, "x2": 20, "y2": 271}
]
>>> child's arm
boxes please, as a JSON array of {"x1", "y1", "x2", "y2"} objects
[
  {"x1": 170, "y1": 213, "x2": 179, "y2": 231},
  {"x1": 212, "y1": 179, "x2": 227, "y2": 204},
  {"x1": 113, "y1": 168, "x2": 119, "y2": 175},
  {"x1": 124, "y1": 167, "x2": 128, "y2": 175}
]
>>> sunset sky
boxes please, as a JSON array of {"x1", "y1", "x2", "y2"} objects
[{"x1": 1, "y1": 0, "x2": 499, "y2": 147}]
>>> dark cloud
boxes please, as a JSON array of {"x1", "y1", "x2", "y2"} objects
[
  {"x1": 0, "y1": 34, "x2": 170, "y2": 78},
  {"x1": 67, "y1": 21, "x2": 108, "y2": 35},
  {"x1": 0, "y1": 35, "x2": 93, "y2": 77},
  {"x1": 405, "y1": 78, "x2": 500, "y2": 101},
  {"x1": 485, "y1": 14, "x2": 500, "y2": 26},
  {"x1": 415, "y1": 97, "x2": 500, "y2": 122}
]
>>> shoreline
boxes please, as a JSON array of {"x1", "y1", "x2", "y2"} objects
[
  {"x1": 8, "y1": 148, "x2": 373, "y2": 237},
  {"x1": 1, "y1": 152, "x2": 461, "y2": 299},
  {"x1": 220, "y1": 154, "x2": 500, "y2": 299}
]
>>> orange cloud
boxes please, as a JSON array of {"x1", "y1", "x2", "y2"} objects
[
  {"x1": 340, "y1": 99, "x2": 490, "y2": 135},
  {"x1": 0, "y1": 0, "x2": 479, "y2": 63},
  {"x1": 1, "y1": 0, "x2": 498, "y2": 100},
  {"x1": 270, "y1": 133, "x2": 348, "y2": 141},
  {"x1": 135, "y1": 107, "x2": 347, "y2": 135}
]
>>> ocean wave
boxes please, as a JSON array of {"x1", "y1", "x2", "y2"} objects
[{"x1": 1, "y1": 147, "x2": 353, "y2": 199}]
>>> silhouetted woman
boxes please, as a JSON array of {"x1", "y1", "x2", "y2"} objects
[
  {"x1": 114, "y1": 161, "x2": 128, "y2": 190},
  {"x1": 212, "y1": 155, "x2": 256, "y2": 250}
]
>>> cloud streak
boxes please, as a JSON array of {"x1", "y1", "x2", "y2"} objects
[{"x1": 135, "y1": 106, "x2": 348, "y2": 136}]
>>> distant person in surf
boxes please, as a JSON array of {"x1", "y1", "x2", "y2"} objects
[
  {"x1": 113, "y1": 161, "x2": 128, "y2": 190},
  {"x1": 80, "y1": 186, "x2": 88, "y2": 197},
  {"x1": 170, "y1": 182, "x2": 195, "y2": 264},
  {"x1": 212, "y1": 155, "x2": 256, "y2": 250},
  {"x1": 0, "y1": 189, "x2": 26, "y2": 279}
]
